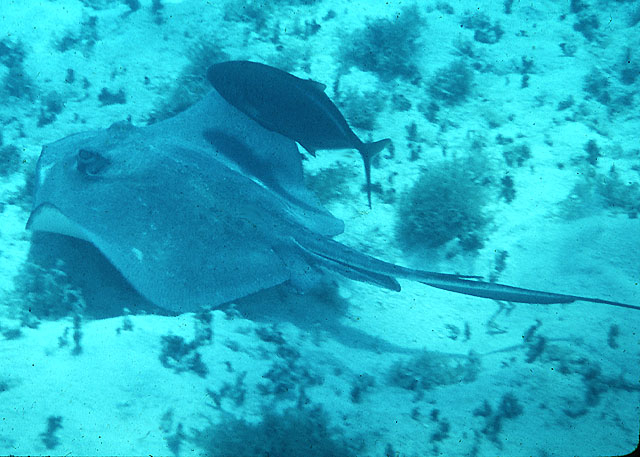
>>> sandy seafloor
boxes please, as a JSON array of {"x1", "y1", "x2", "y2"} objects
[{"x1": 0, "y1": 0, "x2": 639, "y2": 455}]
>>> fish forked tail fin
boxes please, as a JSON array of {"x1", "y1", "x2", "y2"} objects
[{"x1": 358, "y1": 139, "x2": 392, "y2": 208}]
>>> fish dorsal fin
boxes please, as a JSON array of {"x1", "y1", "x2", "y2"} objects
[
  {"x1": 297, "y1": 141, "x2": 317, "y2": 157},
  {"x1": 305, "y1": 79, "x2": 327, "y2": 92}
]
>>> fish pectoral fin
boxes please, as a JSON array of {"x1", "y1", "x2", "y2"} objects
[{"x1": 241, "y1": 104, "x2": 264, "y2": 122}]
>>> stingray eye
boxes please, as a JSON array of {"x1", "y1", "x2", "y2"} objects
[{"x1": 76, "y1": 148, "x2": 109, "y2": 176}]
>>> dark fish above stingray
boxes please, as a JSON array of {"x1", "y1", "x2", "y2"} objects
[
  {"x1": 207, "y1": 60, "x2": 390, "y2": 208},
  {"x1": 26, "y1": 72, "x2": 639, "y2": 314}
]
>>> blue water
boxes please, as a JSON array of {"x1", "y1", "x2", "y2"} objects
[{"x1": 0, "y1": 1, "x2": 639, "y2": 456}]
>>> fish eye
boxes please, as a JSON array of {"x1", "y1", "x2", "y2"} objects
[{"x1": 76, "y1": 148, "x2": 110, "y2": 176}]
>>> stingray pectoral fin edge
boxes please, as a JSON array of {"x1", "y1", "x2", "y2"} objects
[{"x1": 27, "y1": 203, "x2": 93, "y2": 241}]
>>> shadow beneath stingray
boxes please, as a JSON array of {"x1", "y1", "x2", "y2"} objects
[
  {"x1": 23, "y1": 232, "x2": 171, "y2": 319},
  {"x1": 23, "y1": 232, "x2": 414, "y2": 354},
  {"x1": 231, "y1": 283, "x2": 417, "y2": 355}
]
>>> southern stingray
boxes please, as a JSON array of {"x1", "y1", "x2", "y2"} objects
[{"x1": 26, "y1": 67, "x2": 638, "y2": 314}]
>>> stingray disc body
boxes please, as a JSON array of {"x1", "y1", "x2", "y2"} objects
[{"x1": 27, "y1": 91, "x2": 344, "y2": 312}]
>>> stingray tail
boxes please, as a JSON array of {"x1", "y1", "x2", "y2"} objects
[
  {"x1": 294, "y1": 234, "x2": 640, "y2": 310},
  {"x1": 358, "y1": 139, "x2": 391, "y2": 208}
]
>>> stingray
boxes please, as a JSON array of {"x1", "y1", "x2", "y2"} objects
[
  {"x1": 207, "y1": 60, "x2": 390, "y2": 208},
  {"x1": 26, "y1": 87, "x2": 639, "y2": 314}
]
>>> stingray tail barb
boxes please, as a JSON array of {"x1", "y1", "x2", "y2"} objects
[
  {"x1": 420, "y1": 281, "x2": 640, "y2": 311},
  {"x1": 295, "y1": 234, "x2": 640, "y2": 310},
  {"x1": 358, "y1": 138, "x2": 391, "y2": 208}
]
